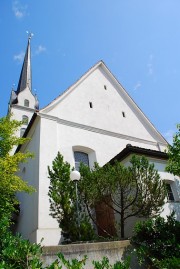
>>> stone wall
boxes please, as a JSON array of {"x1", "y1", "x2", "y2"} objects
[{"x1": 42, "y1": 240, "x2": 133, "y2": 268}]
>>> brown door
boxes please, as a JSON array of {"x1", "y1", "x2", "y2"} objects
[{"x1": 95, "y1": 196, "x2": 116, "y2": 237}]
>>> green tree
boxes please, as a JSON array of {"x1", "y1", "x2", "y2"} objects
[
  {"x1": 0, "y1": 115, "x2": 34, "y2": 220},
  {"x1": 0, "y1": 115, "x2": 38, "y2": 268},
  {"x1": 166, "y1": 124, "x2": 180, "y2": 176},
  {"x1": 79, "y1": 156, "x2": 166, "y2": 239},
  {"x1": 48, "y1": 152, "x2": 95, "y2": 242}
]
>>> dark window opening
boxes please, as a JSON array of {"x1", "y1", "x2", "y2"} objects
[
  {"x1": 122, "y1": 112, "x2": 126, "y2": 117},
  {"x1": 89, "y1": 102, "x2": 93, "y2": 108},
  {"x1": 104, "y1": 85, "x2": 107, "y2": 90},
  {"x1": 166, "y1": 183, "x2": 174, "y2": 201}
]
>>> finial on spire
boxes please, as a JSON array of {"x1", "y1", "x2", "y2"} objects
[
  {"x1": 12, "y1": 83, "x2": 16, "y2": 91},
  {"x1": 26, "y1": 31, "x2": 34, "y2": 40}
]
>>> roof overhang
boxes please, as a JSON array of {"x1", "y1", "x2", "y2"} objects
[{"x1": 109, "y1": 144, "x2": 168, "y2": 165}]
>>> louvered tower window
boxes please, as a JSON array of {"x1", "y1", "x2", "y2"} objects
[
  {"x1": 24, "y1": 99, "x2": 29, "y2": 107},
  {"x1": 74, "y1": 151, "x2": 89, "y2": 171}
]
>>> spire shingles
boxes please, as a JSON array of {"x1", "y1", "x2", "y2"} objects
[{"x1": 16, "y1": 37, "x2": 32, "y2": 94}]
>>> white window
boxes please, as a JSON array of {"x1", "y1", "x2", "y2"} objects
[{"x1": 74, "y1": 151, "x2": 89, "y2": 171}]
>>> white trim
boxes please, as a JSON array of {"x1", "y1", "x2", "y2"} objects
[{"x1": 11, "y1": 104, "x2": 35, "y2": 113}]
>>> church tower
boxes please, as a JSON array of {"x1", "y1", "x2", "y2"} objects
[{"x1": 8, "y1": 35, "x2": 39, "y2": 138}]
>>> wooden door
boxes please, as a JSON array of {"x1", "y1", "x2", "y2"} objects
[{"x1": 95, "y1": 196, "x2": 116, "y2": 237}]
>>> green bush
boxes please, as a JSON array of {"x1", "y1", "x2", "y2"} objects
[
  {"x1": 0, "y1": 216, "x2": 43, "y2": 269},
  {"x1": 93, "y1": 256, "x2": 130, "y2": 269},
  {"x1": 131, "y1": 213, "x2": 180, "y2": 268},
  {"x1": 154, "y1": 257, "x2": 180, "y2": 269}
]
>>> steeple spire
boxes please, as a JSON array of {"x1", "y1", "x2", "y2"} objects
[{"x1": 16, "y1": 34, "x2": 32, "y2": 94}]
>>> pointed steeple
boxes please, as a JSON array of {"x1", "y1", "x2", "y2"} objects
[{"x1": 16, "y1": 35, "x2": 32, "y2": 94}]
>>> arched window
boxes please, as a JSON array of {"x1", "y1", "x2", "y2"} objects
[
  {"x1": 74, "y1": 151, "x2": 89, "y2": 171},
  {"x1": 20, "y1": 128, "x2": 26, "y2": 137},
  {"x1": 24, "y1": 99, "x2": 29, "y2": 107},
  {"x1": 22, "y1": 115, "x2": 29, "y2": 125}
]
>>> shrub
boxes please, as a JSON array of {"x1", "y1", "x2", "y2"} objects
[
  {"x1": 93, "y1": 256, "x2": 130, "y2": 269},
  {"x1": 131, "y1": 213, "x2": 180, "y2": 268}
]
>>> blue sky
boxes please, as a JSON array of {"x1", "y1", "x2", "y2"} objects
[{"x1": 1, "y1": 1, "x2": 180, "y2": 143}]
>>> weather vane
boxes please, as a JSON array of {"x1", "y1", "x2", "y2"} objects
[{"x1": 26, "y1": 31, "x2": 34, "y2": 40}]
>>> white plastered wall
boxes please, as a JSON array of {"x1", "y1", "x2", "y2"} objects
[
  {"x1": 35, "y1": 115, "x2": 168, "y2": 245},
  {"x1": 44, "y1": 65, "x2": 166, "y2": 147},
  {"x1": 15, "y1": 118, "x2": 40, "y2": 243}
]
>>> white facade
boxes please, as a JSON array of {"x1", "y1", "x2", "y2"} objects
[{"x1": 12, "y1": 61, "x2": 180, "y2": 246}]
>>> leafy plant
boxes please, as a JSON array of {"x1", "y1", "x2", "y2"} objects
[
  {"x1": 0, "y1": 116, "x2": 34, "y2": 221},
  {"x1": 93, "y1": 256, "x2": 130, "y2": 269},
  {"x1": 131, "y1": 213, "x2": 180, "y2": 268},
  {"x1": 166, "y1": 124, "x2": 180, "y2": 176},
  {"x1": 0, "y1": 218, "x2": 43, "y2": 269}
]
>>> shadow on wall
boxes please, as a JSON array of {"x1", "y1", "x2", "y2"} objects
[
  {"x1": 122, "y1": 244, "x2": 146, "y2": 269},
  {"x1": 168, "y1": 202, "x2": 180, "y2": 221}
]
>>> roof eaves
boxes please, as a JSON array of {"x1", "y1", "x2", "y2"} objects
[{"x1": 109, "y1": 144, "x2": 168, "y2": 164}]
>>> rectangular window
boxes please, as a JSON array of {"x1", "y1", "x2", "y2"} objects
[
  {"x1": 166, "y1": 183, "x2": 174, "y2": 201},
  {"x1": 20, "y1": 128, "x2": 26, "y2": 137},
  {"x1": 89, "y1": 102, "x2": 93, "y2": 108}
]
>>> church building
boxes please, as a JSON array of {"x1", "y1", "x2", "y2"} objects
[{"x1": 8, "y1": 38, "x2": 180, "y2": 246}]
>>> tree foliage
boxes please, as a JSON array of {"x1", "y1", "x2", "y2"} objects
[
  {"x1": 48, "y1": 151, "x2": 166, "y2": 240},
  {"x1": 48, "y1": 152, "x2": 95, "y2": 242},
  {"x1": 131, "y1": 213, "x2": 180, "y2": 268},
  {"x1": 0, "y1": 115, "x2": 37, "y2": 268},
  {"x1": 79, "y1": 156, "x2": 166, "y2": 238},
  {"x1": 0, "y1": 115, "x2": 34, "y2": 220},
  {"x1": 166, "y1": 124, "x2": 180, "y2": 177}
]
